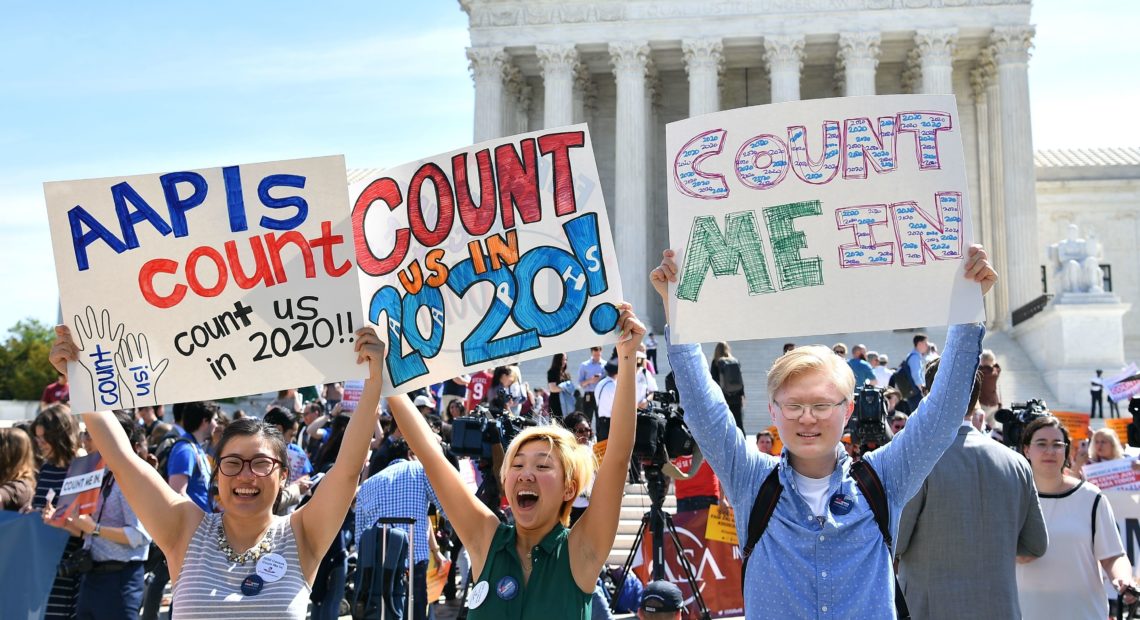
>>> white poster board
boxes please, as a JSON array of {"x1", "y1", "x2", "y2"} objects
[
  {"x1": 1084, "y1": 459, "x2": 1140, "y2": 491},
  {"x1": 45, "y1": 156, "x2": 364, "y2": 412},
  {"x1": 351, "y1": 125, "x2": 623, "y2": 395},
  {"x1": 665, "y1": 95, "x2": 984, "y2": 343},
  {"x1": 1102, "y1": 492, "x2": 1140, "y2": 596}
]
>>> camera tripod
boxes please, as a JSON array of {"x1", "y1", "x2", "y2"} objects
[{"x1": 614, "y1": 464, "x2": 711, "y2": 619}]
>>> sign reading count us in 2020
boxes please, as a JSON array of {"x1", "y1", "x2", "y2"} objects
[
  {"x1": 666, "y1": 95, "x2": 985, "y2": 344},
  {"x1": 352, "y1": 124, "x2": 623, "y2": 395},
  {"x1": 44, "y1": 156, "x2": 364, "y2": 413}
]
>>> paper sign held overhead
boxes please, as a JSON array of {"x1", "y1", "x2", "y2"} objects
[
  {"x1": 665, "y1": 95, "x2": 984, "y2": 343},
  {"x1": 351, "y1": 125, "x2": 624, "y2": 395},
  {"x1": 44, "y1": 156, "x2": 365, "y2": 412}
]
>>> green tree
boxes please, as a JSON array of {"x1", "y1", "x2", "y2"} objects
[{"x1": 0, "y1": 319, "x2": 58, "y2": 401}]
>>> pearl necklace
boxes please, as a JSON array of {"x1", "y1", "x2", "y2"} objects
[{"x1": 216, "y1": 519, "x2": 274, "y2": 565}]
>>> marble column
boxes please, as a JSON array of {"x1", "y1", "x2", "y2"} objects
[
  {"x1": 837, "y1": 32, "x2": 880, "y2": 97},
  {"x1": 763, "y1": 35, "x2": 804, "y2": 103},
  {"x1": 572, "y1": 64, "x2": 595, "y2": 125},
  {"x1": 610, "y1": 41, "x2": 651, "y2": 316},
  {"x1": 502, "y1": 64, "x2": 530, "y2": 136},
  {"x1": 537, "y1": 44, "x2": 579, "y2": 129},
  {"x1": 978, "y1": 48, "x2": 1010, "y2": 327},
  {"x1": 682, "y1": 38, "x2": 723, "y2": 116},
  {"x1": 467, "y1": 46, "x2": 509, "y2": 142},
  {"x1": 992, "y1": 25, "x2": 1039, "y2": 312},
  {"x1": 971, "y1": 64, "x2": 997, "y2": 325},
  {"x1": 915, "y1": 28, "x2": 957, "y2": 94}
]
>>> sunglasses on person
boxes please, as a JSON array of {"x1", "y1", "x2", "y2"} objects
[
  {"x1": 217, "y1": 455, "x2": 283, "y2": 477},
  {"x1": 574, "y1": 425, "x2": 593, "y2": 437}
]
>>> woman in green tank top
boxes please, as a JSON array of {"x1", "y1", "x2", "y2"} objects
[{"x1": 387, "y1": 303, "x2": 645, "y2": 619}]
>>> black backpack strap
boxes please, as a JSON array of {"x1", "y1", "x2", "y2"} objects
[
  {"x1": 851, "y1": 461, "x2": 910, "y2": 620},
  {"x1": 1092, "y1": 492, "x2": 1104, "y2": 550},
  {"x1": 740, "y1": 467, "x2": 783, "y2": 595}
]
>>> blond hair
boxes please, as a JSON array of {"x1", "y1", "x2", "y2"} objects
[
  {"x1": 767, "y1": 345, "x2": 855, "y2": 398},
  {"x1": 1089, "y1": 428, "x2": 1124, "y2": 462},
  {"x1": 500, "y1": 424, "x2": 597, "y2": 526}
]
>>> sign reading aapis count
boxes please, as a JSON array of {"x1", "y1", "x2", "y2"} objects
[{"x1": 666, "y1": 94, "x2": 985, "y2": 343}]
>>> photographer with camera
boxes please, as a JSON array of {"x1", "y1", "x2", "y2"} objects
[
  {"x1": 650, "y1": 245, "x2": 995, "y2": 619},
  {"x1": 894, "y1": 358, "x2": 1047, "y2": 619},
  {"x1": 385, "y1": 303, "x2": 644, "y2": 618},
  {"x1": 1017, "y1": 415, "x2": 1137, "y2": 619}
]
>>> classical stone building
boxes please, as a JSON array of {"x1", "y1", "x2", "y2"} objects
[{"x1": 458, "y1": 0, "x2": 1139, "y2": 415}]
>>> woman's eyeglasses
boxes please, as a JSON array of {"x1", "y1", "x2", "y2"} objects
[
  {"x1": 574, "y1": 426, "x2": 593, "y2": 437},
  {"x1": 218, "y1": 456, "x2": 283, "y2": 477}
]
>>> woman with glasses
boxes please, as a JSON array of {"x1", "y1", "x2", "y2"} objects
[
  {"x1": 1017, "y1": 415, "x2": 1137, "y2": 619},
  {"x1": 49, "y1": 324, "x2": 386, "y2": 619},
  {"x1": 563, "y1": 413, "x2": 595, "y2": 526},
  {"x1": 32, "y1": 403, "x2": 83, "y2": 620}
]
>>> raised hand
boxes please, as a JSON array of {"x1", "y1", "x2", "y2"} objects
[
  {"x1": 115, "y1": 332, "x2": 169, "y2": 408},
  {"x1": 650, "y1": 249, "x2": 679, "y2": 302},
  {"x1": 964, "y1": 244, "x2": 998, "y2": 296},
  {"x1": 613, "y1": 302, "x2": 646, "y2": 360},
  {"x1": 353, "y1": 327, "x2": 386, "y2": 381}
]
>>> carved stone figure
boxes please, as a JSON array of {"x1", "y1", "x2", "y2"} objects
[{"x1": 1048, "y1": 224, "x2": 1104, "y2": 293}]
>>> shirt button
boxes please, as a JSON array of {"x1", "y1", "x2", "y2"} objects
[
  {"x1": 821, "y1": 571, "x2": 827, "y2": 578},
  {"x1": 822, "y1": 606, "x2": 829, "y2": 612},
  {"x1": 819, "y1": 535, "x2": 825, "y2": 542}
]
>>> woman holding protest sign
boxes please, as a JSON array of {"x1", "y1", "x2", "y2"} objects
[
  {"x1": 386, "y1": 302, "x2": 643, "y2": 619},
  {"x1": 1017, "y1": 415, "x2": 1137, "y2": 619},
  {"x1": 49, "y1": 324, "x2": 386, "y2": 619}
]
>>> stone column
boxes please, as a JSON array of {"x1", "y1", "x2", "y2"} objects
[
  {"x1": 977, "y1": 48, "x2": 1010, "y2": 327},
  {"x1": 914, "y1": 28, "x2": 957, "y2": 94},
  {"x1": 537, "y1": 44, "x2": 579, "y2": 129},
  {"x1": 763, "y1": 35, "x2": 804, "y2": 103},
  {"x1": 971, "y1": 64, "x2": 997, "y2": 324},
  {"x1": 837, "y1": 32, "x2": 880, "y2": 97},
  {"x1": 467, "y1": 46, "x2": 509, "y2": 142},
  {"x1": 572, "y1": 64, "x2": 596, "y2": 125},
  {"x1": 610, "y1": 41, "x2": 651, "y2": 316},
  {"x1": 992, "y1": 25, "x2": 1039, "y2": 312},
  {"x1": 682, "y1": 38, "x2": 724, "y2": 116},
  {"x1": 502, "y1": 64, "x2": 530, "y2": 136}
]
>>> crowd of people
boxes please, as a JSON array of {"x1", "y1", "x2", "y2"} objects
[{"x1": 4, "y1": 243, "x2": 1140, "y2": 619}]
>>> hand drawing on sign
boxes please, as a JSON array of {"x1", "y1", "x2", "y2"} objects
[
  {"x1": 72, "y1": 306, "x2": 126, "y2": 409},
  {"x1": 115, "y1": 332, "x2": 169, "y2": 408}
]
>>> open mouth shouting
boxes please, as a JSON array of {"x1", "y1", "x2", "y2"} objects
[{"x1": 516, "y1": 489, "x2": 540, "y2": 510}]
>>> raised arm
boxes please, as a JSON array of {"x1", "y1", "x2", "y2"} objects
[
  {"x1": 386, "y1": 391, "x2": 499, "y2": 577},
  {"x1": 295, "y1": 328, "x2": 384, "y2": 576},
  {"x1": 49, "y1": 326, "x2": 201, "y2": 557},
  {"x1": 570, "y1": 303, "x2": 642, "y2": 591}
]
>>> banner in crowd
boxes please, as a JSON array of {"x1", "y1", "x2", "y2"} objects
[
  {"x1": 351, "y1": 125, "x2": 623, "y2": 395},
  {"x1": 1107, "y1": 364, "x2": 1140, "y2": 402},
  {"x1": 1053, "y1": 410, "x2": 1091, "y2": 441},
  {"x1": 1084, "y1": 459, "x2": 1140, "y2": 491},
  {"x1": 49, "y1": 452, "x2": 105, "y2": 526},
  {"x1": 0, "y1": 511, "x2": 71, "y2": 619},
  {"x1": 1103, "y1": 492, "x2": 1140, "y2": 587},
  {"x1": 44, "y1": 156, "x2": 363, "y2": 412},
  {"x1": 1108, "y1": 418, "x2": 1132, "y2": 447},
  {"x1": 633, "y1": 507, "x2": 744, "y2": 618},
  {"x1": 665, "y1": 95, "x2": 983, "y2": 343}
]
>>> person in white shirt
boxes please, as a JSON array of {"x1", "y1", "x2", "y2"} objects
[
  {"x1": 634, "y1": 351, "x2": 658, "y2": 409},
  {"x1": 868, "y1": 351, "x2": 893, "y2": 387},
  {"x1": 593, "y1": 360, "x2": 619, "y2": 442}
]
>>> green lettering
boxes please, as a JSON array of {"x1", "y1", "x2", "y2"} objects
[
  {"x1": 677, "y1": 211, "x2": 775, "y2": 301},
  {"x1": 764, "y1": 200, "x2": 823, "y2": 290}
]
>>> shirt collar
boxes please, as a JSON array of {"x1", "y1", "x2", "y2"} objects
[{"x1": 492, "y1": 523, "x2": 567, "y2": 557}]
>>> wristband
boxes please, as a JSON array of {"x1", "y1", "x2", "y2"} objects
[{"x1": 92, "y1": 524, "x2": 102, "y2": 537}]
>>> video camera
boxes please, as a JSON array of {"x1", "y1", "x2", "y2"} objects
[
  {"x1": 450, "y1": 401, "x2": 537, "y2": 459},
  {"x1": 633, "y1": 390, "x2": 696, "y2": 463},
  {"x1": 847, "y1": 384, "x2": 891, "y2": 449},
  {"x1": 994, "y1": 399, "x2": 1049, "y2": 448}
]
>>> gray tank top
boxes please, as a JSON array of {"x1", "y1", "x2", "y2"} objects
[{"x1": 172, "y1": 512, "x2": 310, "y2": 619}]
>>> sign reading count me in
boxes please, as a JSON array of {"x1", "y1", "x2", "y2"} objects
[{"x1": 666, "y1": 94, "x2": 984, "y2": 344}]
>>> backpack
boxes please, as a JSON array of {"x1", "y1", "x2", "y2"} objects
[
  {"x1": 153, "y1": 430, "x2": 192, "y2": 482},
  {"x1": 353, "y1": 517, "x2": 413, "y2": 620},
  {"x1": 890, "y1": 352, "x2": 920, "y2": 400},
  {"x1": 716, "y1": 358, "x2": 745, "y2": 396},
  {"x1": 741, "y1": 460, "x2": 910, "y2": 620}
]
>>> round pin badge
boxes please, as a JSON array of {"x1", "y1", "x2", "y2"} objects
[
  {"x1": 256, "y1": 553, "x2": 288, "y2": 583},
  {"x1": 467, "y1": 581, "x2": 489, "y2": 609},
  {"x1": 496, "y1": 575, "x2": 520, "y2": 601},
  {"x1": 829, "y1": 492, "x2": 853, "y2": 515},
  {"x1": 241, "y1": 574, "x2": 264, "y2": 596}
]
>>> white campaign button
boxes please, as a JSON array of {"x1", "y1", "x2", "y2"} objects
[
  {"x1": 468, "y1": 581, "x2": 490, "y2": 609},
  {"x1": 255, "y1": 553, "x2": 288, "y2": 583}
]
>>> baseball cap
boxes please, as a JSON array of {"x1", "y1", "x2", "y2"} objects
[
  {"x1": 413, "y1": 394, "x2": 436, "y2": 408},
  {"x1": 640, "y1": 580, "x2": 684, "y2": 612}
]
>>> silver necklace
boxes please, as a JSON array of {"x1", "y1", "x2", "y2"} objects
[{"x1": 216, "y1": 519, "x2": 274, "y2": 565}]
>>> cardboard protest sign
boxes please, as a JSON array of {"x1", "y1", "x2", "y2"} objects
[
  {"x1": 50, "y1": 453, "x2": 105, "y2": 526},
  {"x1": 340, "y1": 379, "x2": 365, "y2": 413},
  {"x1": 665, "y1": 95, "x2": 983, "y2": 343},
  {"x1": 1107, "y1": 364, "x2": 1140, "y2": 402},
  {"x1": 1084, "y1": 459, "x2": 1140, "y2": 492},
  {"x1": 45, "y1": 156, "x2": 364, "y2": 412},
  {"x1": 634, "y1": 507, "x2": 744, "y2": 618},
  {"x1": 351, "y1": 125, "x2": 623, "y2": 395},
  {"x1": 1053, "y1": 411, "x2": 1091, "y2": 441},
  {"x1": 1108, "y1": 418, "x2": 1131, "y2": 447},
  {"x1": 705, "y1": 505, "x2": 739, "y2": 545}
]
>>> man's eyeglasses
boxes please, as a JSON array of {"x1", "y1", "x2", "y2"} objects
[
  {"x1": 773, "y1": 399, "x2": 847, "y2": 421},
  {"x1": 1029, "y1": 440, "x2": 1069, "y2": 452},
  {"x1": 218, "y1": 456, "x2": 283, "y2": 477}
]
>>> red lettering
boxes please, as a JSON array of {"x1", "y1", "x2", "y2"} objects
[
  {"x1": 453, "y1": 150, "x2": 497, "y2": 236},
  {"x1": 353, "y1": 178, "x2": 409, "y2": 277},
  {"x1": 138, "y1": 258, "x2": 186, "y2": 309},
  {"x1": 407, "y1": 163, "x2": 455, "y2": 248},
  {"x1": 224, "y1": 236, "x2": 275, "y2": 289},
  {"x1": 494, "y1": 139, "x2": 541, "y2": 229},
  {"x1": 308, "y1": 220, "x2": 352, "y2": 277},
  {"x1": 265, "y1": 231, "x2": 316, "y2": 284},
  {"x1": 538, "y1": 131, "x2": 585, "y2": 217},
  {"x1": 185, "y1": 246, "x2": 229, "y2": 298}
]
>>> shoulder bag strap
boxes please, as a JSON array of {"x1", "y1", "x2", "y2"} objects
[{"x1": 740, "y1": 467, "x2": 783, "y2": 595}]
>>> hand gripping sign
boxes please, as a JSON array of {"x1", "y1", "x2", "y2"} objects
[
  {"x1": 45, "y1": 156, "x2": 364, "y2": 412},
  {"x1": 665, "y1": 95, "x2": 984, "y2": 343},
  {"x1": 351, "y1": 125, "x2": 624, "y2": 395}
]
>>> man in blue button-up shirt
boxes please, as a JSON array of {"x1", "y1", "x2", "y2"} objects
[{"x1": 649, "y1": 245, "x2": 996, "y2": 620}]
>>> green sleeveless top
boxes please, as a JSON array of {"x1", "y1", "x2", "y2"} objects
[{"x1": 466, "y1": 522, "x2": 591, "y2": 619}]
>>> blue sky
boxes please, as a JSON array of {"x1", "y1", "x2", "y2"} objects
[{"x1": 1, "y1": 0, "x2": 1135, "y2": 333}]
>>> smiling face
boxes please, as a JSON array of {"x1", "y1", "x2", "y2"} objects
[
  {"x1": 503, "y1": 439, "x2": 576, "y2": 531},
  {"x1": 214, "y1": 433, "x2": 286, "y2": 518},
  {"x1": 769, "y1": 370, "x2": 853, "y2": 474}
]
